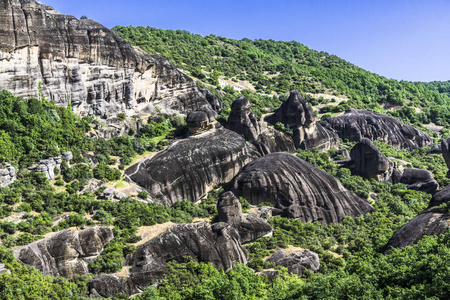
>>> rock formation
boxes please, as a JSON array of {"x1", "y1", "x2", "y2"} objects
[
  {"x1": 14, "y1": 227, "x2": 113, "y2": 279},
  {"x1": 232, "y1": 152, "x2": 373, "y2": 225},
  {"x1": 321, "y1": 109, "x2": 433, "y2": 151},
  {"x1": 0, "y1": 263, "x2": 11, "y2": 275},
  {"x1": 225, "y1": 96, "x2": 295, "y2": 155},
  {"x1": 0, "y1": 0, "x2": 215, "y2": 118},
  {"x1": 441, "y1": 138, "x2": 450, "y2": 177},
  {"x1": 0, "y1": 163, "x2": 15, "y2": 187},
  {"x1": 392, "y1": 168, "x2": 438, "y2": 194},
  {"x1": 90, "y1": 222, "x2": 247, "y2": 298},
  {"x1": 186, "y1": 107, "x2": 217, "y2": 135},
  {"x1": 266, "y1": 249, "x2": 320, "y2": 277},
  {"x1": 265, "y1": 90, "x2": 339, "y2": 151},
  {"x1": 35, "y1": 158, "x2": 57, "y2": 180},
  {"x1": 217, "y1": 191, "x2": 272, "y2": 244},
  {"x1": 350, "y1": 138, "x2": 395, "y2": 182},
  {"x1": 126, "y1": 110, "x2": 260, "y2": 205}
]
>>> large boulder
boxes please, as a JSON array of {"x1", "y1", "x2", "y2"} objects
[
  {"x1": 350, "y1": 138, "x2": 395, "y2": 182},
  {"x1": 393, "y1": 168, "x2": 439, "y2": 194},
  {"x1": 217, "y1": 191, "x2": 272, "y2": 244},
  {"x1": 321, "y1": 109, "x2": 433, "y2": 151},
  {"x1": 0, "y1": 163, "x2": 15, "y2": 187},
  {"x1": 442, "y1": 138, "x2": 450, "y2": 177},
  {"x1": 266, "y1": 249, "x2": 320, "y2": 277},
  {"x1": 35, "y1": 158, "x2": 57, "y2": 180},
  {"x1": 0, "y1": 0, "x2": 217, "y2": 118},
  {"x1": 90, "y1": 222, "x2": 247, "y2": 298},
  {"x1": 232, "y1": 153, "x2": 373, "y2": 225},
  {"x1": 186, "y1": 107, "x2": 218, "y2": 135},
  {"x1": 125, "y1": 121, "x2": 260, "y2": 205},
  {"x1": 265, "y1": 90, "x2": 339, "y2": 151},
  {"x1": 14, "y1": 227, "x2": 113, "y2": 279}
]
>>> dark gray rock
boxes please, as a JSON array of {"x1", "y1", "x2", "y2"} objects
[
  {"x1": 14, "y1": 227, "x2": 113, "y2": 279},
  {"x1": 0, "y1": 0, "x2": 214, "y2": 118},
  {"x1": 90, "y1": 222, "x2": 247, "y2": 298},
  {"x1": 428, "y1": 144, "x2": 442, "y2": 155},
  {"x1": 0, "y1": 163, "x2": 15, "y2": 187},
  {"x1": 321, "y1": 109, "x2": 433, "y2": 151},
  {"x1": 393, "y1": 168, "x2": 438, "y2": 194},
  {"x1": 442, "y1": 138, "x2": 450, "y2": 177},
  {"x1": 126, "y1": 126, "x2": 260, "y2": 206},
  {"x1": 261, "y1": 270, "x2": 281, "y2": 281},
  {"x1": 186, "y1": 107, "x2": 218, "y2": 135},
  {"x1": 266, "y1": 249, "x2": 320, "y2": 277},
  {"x1": 336, "y1": 149, "x2": 350, "y2": 160},
  {"x1": 217, "y1": 191, "x2": 272, "y2": 244},
  {"x1": 350, "y1": 138, "x2": 394, "y2": 182},
  {"x1": 201, "y1": 89, "x2": 222, "y2": 113},
  {"x1": 384, "y1": 212, "x2": 449, "y2": 252},
  {"x1": 265, "y1": 90, "x2": 339, "y2": 151},
  {"x1": 429, "y1": 184, "x2": 450, "y2": 207},
  {"x1": 232, "y1": 153, "x2": 373, "y2": 225}
]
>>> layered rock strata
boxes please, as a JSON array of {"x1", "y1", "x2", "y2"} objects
[
  {"x1": 321, "y1": 109, "x2": 433, "y2": 151},
  {"x1": 265, "y1": 90, "x2": 339, "y2": 151},
  {"x1": 232, "y1": 152, "x2": 373, "y2": 225},
  {"x1": 0, "y1": 163, "x2": 15, "y2": 187}
]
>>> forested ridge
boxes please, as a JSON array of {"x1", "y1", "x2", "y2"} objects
[{"x1": 0, "y1": 25, "x2": 450, "y2": 300}]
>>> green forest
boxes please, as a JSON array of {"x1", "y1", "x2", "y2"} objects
[{"x1": 0, "y1": 25, "x2": 450, "y2": 299}]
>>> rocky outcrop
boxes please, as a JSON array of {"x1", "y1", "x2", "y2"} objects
[
  {"x1": 0, "y1": 0, "x2": 215, "y2": 118},
  {"x1": 217, "y1": 191, "x2": 272, "y2": 244},
  {"x1": 265, "y1": 90, "x2": 339, "y2": 151},
  {"x1": 392, "y1": 168, "x2": 439, "y2": 194},
  {"x1": 126, "y1": 111, "x2": 260, "y2": 205},
  {"x1": 442, "y1": 138, "x2": 450, "y2": 177},
  {"x1": 350, "y1": 138, "x2": 394, "y2": 182},
  {"x1": 321, "y1": 109, "x2": 433, "y2": 151},
  {"x1": 429, "y1": 184, "x2": 450, "y2": 208},
  {"x1": 0, "y1": 163, "x2": 15, "y2": 187},
  {"x1": 35, "y1": 158, "x2": 57, "y2": 180},
  {"x1": 0, "y1": 263, "x2": 11, "y2": 275},
  {"x1": 225, "y1": 96, "x2": 295, "y2": 155},
  {"x1": 14, "y1": 227, "x2": 113, "y2": 279},
  {"x1": 232, "y1": 152, "x2": 373, "y2": 225},
  {"x1": 90, "y1": 222, "x2": 247, "y2": 298},
  {"x1": 186, "y1": 107, "x2": 217, "y2": 135},
  {"x1": 266, "y1": 249, "x2": 320, "y2": 277}
]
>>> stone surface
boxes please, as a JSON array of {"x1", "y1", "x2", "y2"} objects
[
  {"x1": 265, "y1": 90, "x2": 339, "y2": 151},
  {"x1": 125, "y1": 126, "x2": 260, "y2": 206},
  {"x1": 217, "y1": 191, "x2": 272, "y2": 244},
  {"x1": 232, "y1": 152, "x2": 373, "y2": 225},
  {"x1": 321, "y1": 109, "x2": 433, "y2": 151},
  {"x1": 393, "y1": 168, "x2": 439, "y2": 194},
  {"x1": 266, "y1": 249, "x2": 320, "y2": 277},
  {"x1": 0, "y1": 0, "x2": 216, "y2": 118},
  {"x1": 90, "y1": 222, "x2": 247, "y2": 298},
  {"x1": 350, "y1": 138, "x2": 394, "y2": 182},
  {"x1": 429, "y1": 184, "x2": 450, "y2": 208},
  {"x1": 14, "y1": 227, "x2": 113, "y2": 279},
  {"x1": 442, "y1": 138, "x2": 450, "y2": 177},
  {"x1": 35, "y1": 158, "x2": 57, "y2": 180},
  {"x1": 103, "y1": 188, "x2": 115, "y2": 199},
  {"x1": 186, "y1": 107, "x2": 217, "y2": 135},
  {"x1": 0, "y1": 263, "x2": 11, "y2": 275},
  {"x1": 0, "y1": 163, "x2": 15, "y2": 187}
]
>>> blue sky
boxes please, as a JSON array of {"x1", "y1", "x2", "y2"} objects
[{"x1": 44, "y1": 0, "x2": 450, "y2": 82}]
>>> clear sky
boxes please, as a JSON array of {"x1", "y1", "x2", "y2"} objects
[{"x1": 43, "y1": 0, "x2": 450, "y2": 82}]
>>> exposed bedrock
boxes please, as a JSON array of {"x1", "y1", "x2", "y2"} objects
[
  {"x1": 441, "y1": 138, "x2": 450, "y2": 178},
  {"x1": 231, "y1": 152, "x2": 373, "y2": 225},
  {"x1": 0, "y1": 0, "x2": 217, "y2": 117},
  {"x1": 0, "y1": 163, "x2": 15, "y2": 187},
  {"x1": 321, "y1": 109, "x2": 433, "y2": 151},
  {"x1": 392, "y1": 168, "x2": 439, "y2": 194},
  {"x1": 350, "y1": 138, "x2": 394, "y2": 182},
  {"x1": 14, "y1": 227, "x2": 113, "y2": 279},
  {"x1": 225, "y1": 96, "x2": 295, "y2": 155},
  {"x1": 217, "y1": 191, "x2": 272, "y2": 244},
  {"x1": 90, "y1": 221, "x2": 248, "y2": 298},
  {"x1": 265, "y1": 90, "x2": 339, "y2": 151},
  {"x1": 266, "y1": 249, "x2": 320, "y2": 277},
  {"x1": 125, "y1": 110, "x2": 260, "y2": 205}
]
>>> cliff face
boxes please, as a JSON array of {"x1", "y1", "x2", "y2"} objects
[{"x1": 0, "y1": 0, "x2": 211, "y2": 116}]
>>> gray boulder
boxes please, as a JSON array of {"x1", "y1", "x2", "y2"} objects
[
  {"x1": 0, "y1": 163, "x2": 15, "y2": 187},
  {"x1": 350, "y1": 138, "x2": 394, "y2": 182},
  {"x1": 14, "y1": 227, "x2": 113, "y2": 279},
  {"x1": 232, "y1": 152, "x2": 373, "y2": 225},
  {"x1": 0, "y1": 263, "x2": 11, "y2": 275},
  {"x1": 442, "y1": 138, "x2": 450, "y2": 177},
  {"x1": 186, "y1": 107, "x2": 218, "y2": 135},
  {"x1": 217, "y1": 191, "x2": 272, "y2": 244},
  {"x1": 265, "y1": 90, "x2": 339, "y2": 151},
  {"x1": 393, "y1": 168, "x2": 438, "y2": 194},
  {"x1": 35, "y1": 158, "x2": 57, "y2": 180},
  {"x1": 103, "y1": 188, "x2": 116, "y2": 199},
  {"x1": 321, "y1": 109, "x2": 433, "y2": 151},
  {"x1": 266, "y1": 249, "x2": 320, "y2": 277}
]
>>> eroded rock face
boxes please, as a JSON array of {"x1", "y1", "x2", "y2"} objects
[
  {"x1": 350, "y1": 138, "x2": 394, "y2": 182},
  {"x1": 321, "y1": 109, "x2": 433, "y2": 151},
  {"x1": 186, "y1": 107, "x2": 217, "y2": 135},
  {"x1": 0, "y1": 163, "x2": 15, "y2": 187},
  {"x1": 90, "y1": 222, "x2": 247, "y2": 298},
  {"x1": 266, "y1": 249, "x2": 320, "y2": 277},
  {"x1": 14, "y1": 227, "x2": 113, "y2": 279},
  {"x1": 265, "y1": 90, "x2": 339, "y2": 151},
  {"x1": 0, "y1": 0, "x2": 214, "y2": 117},
  {"x1": 393, "y1": 168, "x2": 438, "y2": 194},
  {"x1": 232, "y1": 153, "x2": 373, "y2": 225},
  {"x1": 126, "y1": 126, "x2": 260, "y2": 205},
  {"x1": 217, "y1": 191, "x2": 272, "y2": 244},
  {"x1": 35, "y1": 158, "x2": 57, "y2": 180},
  {"x1": 442, "y1": 138, "x2": 450, "y2": 177}
]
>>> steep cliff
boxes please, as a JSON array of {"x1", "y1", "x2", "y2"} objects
[{"x1": 0, "y1": 0, "x2": 213, "y2": 117}]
